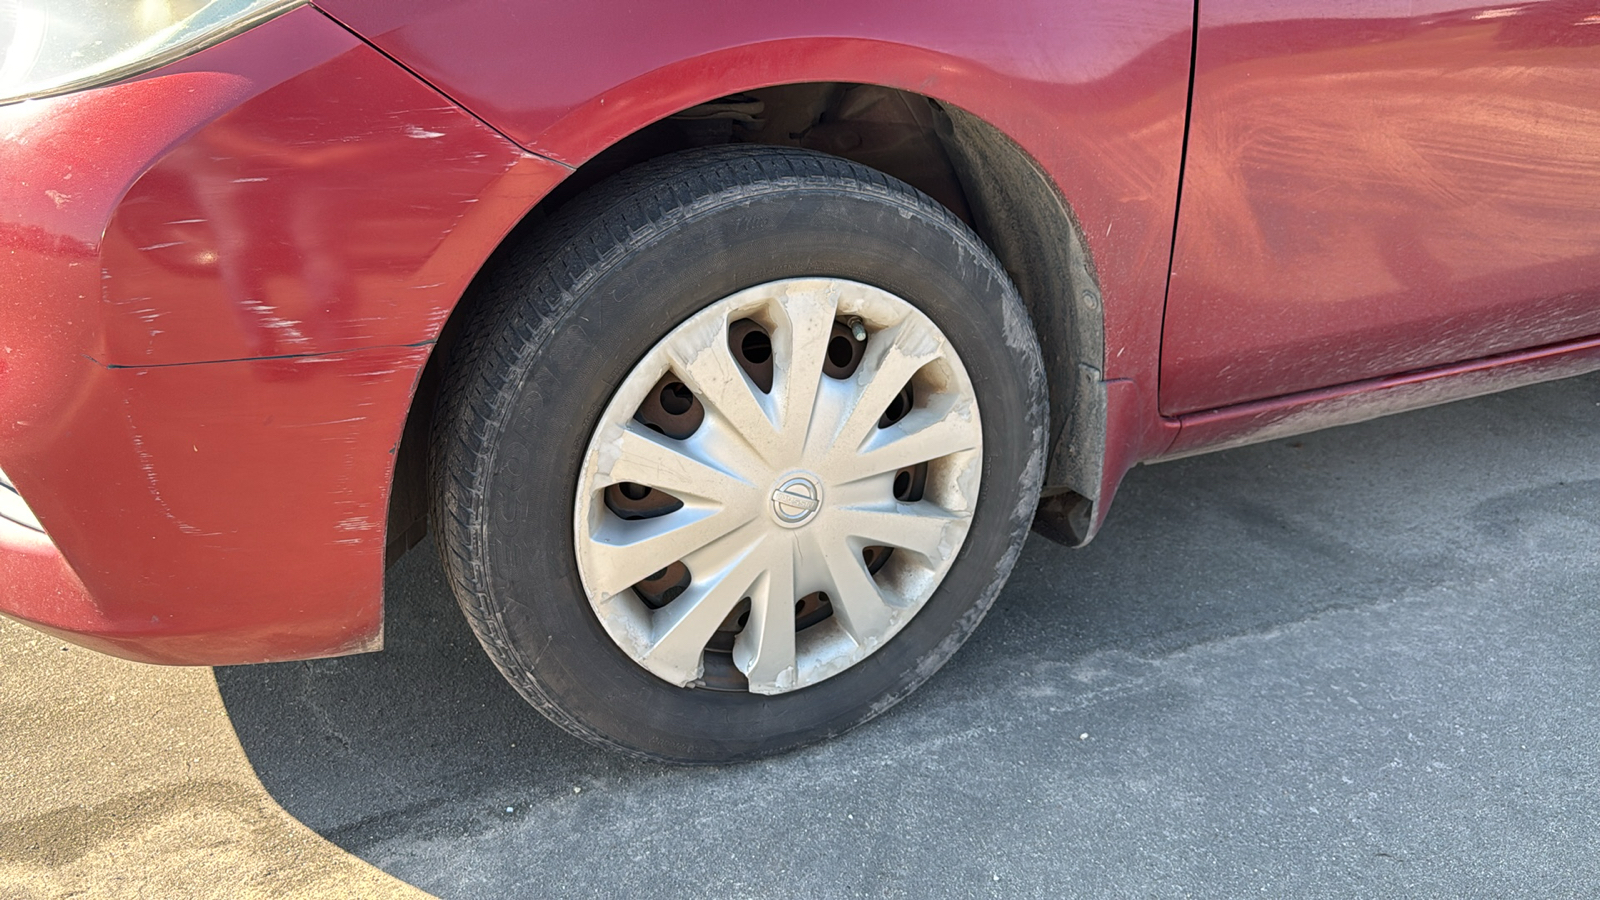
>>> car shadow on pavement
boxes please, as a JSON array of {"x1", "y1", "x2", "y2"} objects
[
  {"x1": 216, "y1": 545, "x2": 646, "y2": 846},
  {"x1": 216, "y1": 373, "x2": 1600, "y2": 899}
]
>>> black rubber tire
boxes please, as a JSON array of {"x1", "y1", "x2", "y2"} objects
[{"x1": 431, "y1": 146, "x2": 1046, "y2": 763}]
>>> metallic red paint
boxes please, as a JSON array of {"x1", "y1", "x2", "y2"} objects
[
  {"x1": 1162, "y1": 334, "x2": 1600, "y2": 461},
  {"x1": 8, "y1": 0, "x2": 1595, "y2": 666},
  {"x1": 0, "y1": 346, "x2": 431, "y2": 664},
  {"x1": 316, "y1": 0, "x2": 1196, "y2": 452},
  {"x1": 1162, "y1": 1, "x2": 1600, "y2": 415},
  {"x1": 0, "y1": 7, "x2": 567, "y2": 663}
]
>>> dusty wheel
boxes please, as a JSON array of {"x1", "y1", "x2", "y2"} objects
[{"x1": 433, "y1": 146, "x2": 1045, "y2": 763}]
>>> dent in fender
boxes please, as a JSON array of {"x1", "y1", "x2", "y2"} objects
[{"x1": 0, "y1": 7, "x2": 570, "y2": 664}]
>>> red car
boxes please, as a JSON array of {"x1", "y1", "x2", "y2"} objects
[{"x1": 3, "y1": 0, "x2": 1598, "y2": 763}]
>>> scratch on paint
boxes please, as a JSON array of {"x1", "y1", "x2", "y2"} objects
[
  {"x1": 239, "y1": 298, "x2": 311, "y2": 348},
  {"x1": 281, "y1": 416, "x2": 368, "y2": 428},
  {"x1": 124, "y1": 400, "x2": 220, "y2": 536},
  {"x1": 84, "y1": 338, "x2": 435, "y2": 369}
]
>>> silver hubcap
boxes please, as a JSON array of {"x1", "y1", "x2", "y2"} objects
[{"x1": 573, "y1": 278, "x2": 982, "y2": 694}]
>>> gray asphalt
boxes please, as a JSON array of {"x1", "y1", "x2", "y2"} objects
[{"x1": 216, "y1": 372, "x2": 1600, "y2": 899}]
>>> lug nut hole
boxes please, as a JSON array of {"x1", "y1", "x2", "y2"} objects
[
  {"x1": 634, "y1": 373, "x2": 705, "y2": 439},
  {"x1": 605, "y1": 482, "x2": 683, "y2": 520},
  {"x1": 891, "y1": 463, "x2": 927, "y2": 503},
  {"x1": 879, "y1": 382, "x2": 914, "y2": 427},
  {"x1": 794, "y1": 591, "x2": 834, "y2": 630},
  {"x1": 659, "y1": 382, "x2": 694, "y2": 415},
  {"x1": 727, "y1": 319, "x2": 775, "y2": 393},
  {"x1": 861, "y1": 545, "x2": 894, "y2": 575},
  {"x1": 740, "y1": 329, "x2": 772, "y2": 364},
  {"x1": 827, "y1": 334, "x2": 855, "y2": 369},
  {"x1": 822, "y1": 321, "x2": 867, "y2": 378},
  {"x1": 632, "y1": 560, "x2": 691, "y2": 610}
]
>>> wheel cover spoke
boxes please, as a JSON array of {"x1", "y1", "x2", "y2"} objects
[
  {"x1": 584, "y1": 507, "x2": 754, "y2": 598},
  {"x1": 733, "y1": 539, "x2": 798, "y2": 694},
  {"x1": 820, "y1": 313, "x2": 945, "y2": 458},
  {"x1": 833, "y1": 504, "x2": 966, "y2": 565},
  {"x1": 575, "y1": 279, "x2": 982, "y2": 693},
  {"x1": 816, "y1": 530, "x2": 895, "y2": 648},
  {"x1": 598, "y1": 422, "x2": 751, "y2": 504},
  {"x1": 768, "y1": 286, "x2": 838, "y2": 450},
  {"x1": 667, "y1": 322, "x2": 780, "y2": 463},
  {"x1": 641, "y1": 540, "x2": 766, "y2": 685},
  {"x1": 830, "y1": 394, "x2": 980, "y2": 484}
]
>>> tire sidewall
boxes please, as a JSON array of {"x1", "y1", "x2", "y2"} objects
[{"x1": 464, "y1": 160, "x2": 1045, "y2": 762}]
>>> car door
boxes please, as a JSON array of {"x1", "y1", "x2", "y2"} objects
[{"x1": 1161, "y1": 0, "x2": 1600, "y2": 415}]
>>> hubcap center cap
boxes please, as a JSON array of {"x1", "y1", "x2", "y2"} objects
[{"x1": 770, "y1": 474, "x2": 823, "y2": 527}]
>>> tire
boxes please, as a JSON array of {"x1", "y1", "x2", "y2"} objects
[{"x1": 432, "y1": 146, "x2": 1046, "y2": 763}]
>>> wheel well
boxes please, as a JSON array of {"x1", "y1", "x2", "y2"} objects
[{"x1": 385, "y1": 83, "x2": 1108, "y2": 564}]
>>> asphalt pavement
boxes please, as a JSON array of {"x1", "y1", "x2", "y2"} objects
[{"x1": 9, "y1": 372, "x2": 1600, "y2": 898}]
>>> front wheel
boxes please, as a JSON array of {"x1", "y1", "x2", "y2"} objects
[{"x1": 433, "y1": 146, "x2": 1046, "y2": 763}]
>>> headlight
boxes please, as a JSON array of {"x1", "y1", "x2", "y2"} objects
[{"x1": 0, "y1": 0, "x2": 303, "y2": 106}]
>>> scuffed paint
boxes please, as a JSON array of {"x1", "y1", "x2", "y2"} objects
[
  {"x1": 124, "y1": 436, "x2": 222, "y2": 538},
  {"x1": 1161, "y1": 335, "x2": 1600, "y2": 460}
]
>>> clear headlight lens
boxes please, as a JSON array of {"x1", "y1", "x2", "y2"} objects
[{"x1": 0, "y1": 0, "x2": 303, "y2": 106}]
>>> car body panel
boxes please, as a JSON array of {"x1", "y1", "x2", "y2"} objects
[
  {"x1": 1162, "y1": 0, "x2": 1600, "y2": 415},
  {"x1": 1162, "y1": 332, "x2": 1600, "y2": 460},
  {"x1": 0, "y1": 345, "x2": 429, "y2": 664},
  {"x1": 0, "y1": 7, "x2": 568, "y2": 663},
  {"x1": 5, "y1": 0, "x2": 1594, "y2": 666},
  {"x1": 316, "y1": 0, "x2": 1196, "y2": 456},
  {"x1": 97, "y1": 19, "x2": 566, "y2": 368}
]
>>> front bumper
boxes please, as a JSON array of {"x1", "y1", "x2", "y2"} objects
[{"x1": 0, "y1": 7, "x2": 567, "y2": 663}]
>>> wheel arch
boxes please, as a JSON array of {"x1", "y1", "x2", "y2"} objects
[{"x1": 385, "y1": 81, "x2": 1111, "y2": 564}]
